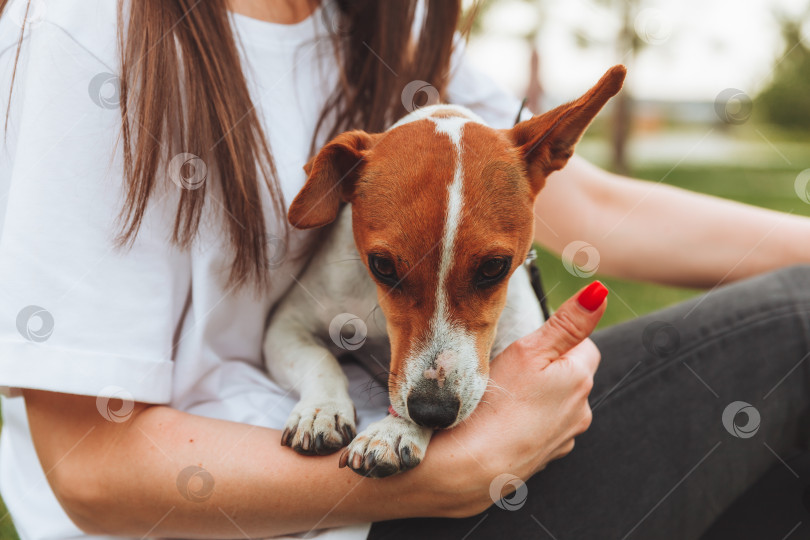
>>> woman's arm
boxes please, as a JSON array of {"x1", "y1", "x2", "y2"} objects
[
  {"x1": 23, "y1": 284, "x2": 606, "y2": 538},
  {"x1": 535, "y1": 156, "x2": 810, "y2": 287},
  {"x1": 24, "y1": 391, "x2": 465, "y2": 538}
]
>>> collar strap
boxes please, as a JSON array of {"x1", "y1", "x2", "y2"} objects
[{"x1": 388, "y1": 405, "x2": 400, "y2": 418}]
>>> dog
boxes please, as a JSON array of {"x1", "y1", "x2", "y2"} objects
[{"x1": 264, "y1": 65, "x2": 626, "y2": 477}]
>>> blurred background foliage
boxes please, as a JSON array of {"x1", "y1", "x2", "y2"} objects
[
  {"x1": 759, "y1": 12, "x2": 810, "y2": 129},
  {"x1": 1, "y1": 0, "x2": 809, "y2": 537},
  {"x1": 463, "y1": 0, "x2": 810, "y2": 329}
]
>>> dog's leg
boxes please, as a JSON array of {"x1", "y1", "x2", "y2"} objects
[
  {"x1": 491, "y1": 264, "x2": 545, "y2": 358},
  {"x1": 264, "y1": 315, "x2": 356, "y2": 456},
  {"x1": 340, "y1": 414, "x2": 432, "y2": 478}
]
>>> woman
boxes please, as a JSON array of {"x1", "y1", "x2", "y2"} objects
[{"x1": 0, "y1": 0, "x2": 808, "y2": 538}]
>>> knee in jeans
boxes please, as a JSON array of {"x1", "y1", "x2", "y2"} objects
[{"x1": 775, "y1": 264, "x2": 810, "y2": 299}]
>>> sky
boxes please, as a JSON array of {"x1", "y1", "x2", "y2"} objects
[{"x1": 465, "y1": 0, "x2": 810, "y2": 102}]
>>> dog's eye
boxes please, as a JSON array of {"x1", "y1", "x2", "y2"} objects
[
  {"x1": 477, "y1": 257, "x2": 511, "y2": 286},
  {"x1": 369, "y1": 254, "x2": 398, "y2": 286}
]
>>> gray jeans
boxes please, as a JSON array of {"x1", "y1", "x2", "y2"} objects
[{"x1": 367, "y1": 265, "x2": 810, "y2": 540}]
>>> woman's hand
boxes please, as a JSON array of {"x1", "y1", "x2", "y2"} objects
[{"x1": 427, "y1": 281, "x2": 607, "y2": 517}]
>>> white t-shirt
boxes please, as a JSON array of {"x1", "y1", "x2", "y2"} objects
[{"x1": 0, "y1": 1, "x2": 526, "y2": 538}]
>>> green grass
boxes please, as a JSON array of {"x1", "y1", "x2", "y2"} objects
[
  {"x1": 537, "y1": 163, "x2": 810, "y2": 328},
  {"x1": 0, "y1": 410, "x2": 17, "y2": 540},
  {"x1": 0, "y1": 162, "x2": 806, "y2": 540}
]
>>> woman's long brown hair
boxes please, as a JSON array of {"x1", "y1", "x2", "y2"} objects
[{"x1": 1, "y1": 0, "x2": 469, "y2": 290}]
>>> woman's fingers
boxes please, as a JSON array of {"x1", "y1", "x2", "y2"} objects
[
  {"x1": 565, "y1": 337, "x2": 602, "y2": 376},
  {"x1": 515, "y1": 281, "x2": 608, "y2": 364}
]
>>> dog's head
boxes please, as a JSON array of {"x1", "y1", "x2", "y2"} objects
[{"x1": 288, "y1": 66, "x2": 625, "y2": 428}]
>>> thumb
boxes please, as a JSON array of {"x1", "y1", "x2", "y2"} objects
[{"x1": 519, "y1": 281, "x2": 608, "y2": 361}]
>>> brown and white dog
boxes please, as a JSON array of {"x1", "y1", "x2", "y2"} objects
[{"x1": 264, "y1": 65, "x2": 626, "y2": 477}]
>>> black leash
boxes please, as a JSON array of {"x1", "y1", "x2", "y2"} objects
[{"x1": 515, "y1": 99, "x2": 552, "y2": 322}]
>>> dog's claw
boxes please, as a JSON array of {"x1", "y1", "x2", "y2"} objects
[
  {"x1": 341, "y1": 423, "x2": 355, "y2": 444},
  {"x1": 338, "y1": 449, "x2": 349, "y2": 468},
  {"x1": 341, "y1": 416, "x2": 430, "y2": 478},
  {"x1": 400, "y1": 445, "x2": 414, "y2": 468},
  {"x1": 282, "y1": 401, "x2": 356, "y2": 456},
  {"x1": 351, "y1": 452, "x2": 363, "y2": 470},
  {"x1": 365, "y1": 452, "x2": 376, "y2": 471}
]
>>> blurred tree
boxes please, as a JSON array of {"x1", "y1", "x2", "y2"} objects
[
  {"x1": 758, "y1": 10, "x2": 810, "y2": 131},
  {"x1": 469, "y1": 0, "x2": 663, "y2": 173},
  {"x1": 468, "y1": 0, "x2": 545, "y2": 116},
  {"x1": 577, "y1": 0, "x2": 667, "y2": 175},
  {"x1": 611, "y1": 0, "x2": 635, "y2": 175}
]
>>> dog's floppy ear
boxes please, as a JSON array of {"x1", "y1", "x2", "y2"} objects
[
  {"x1": 288, "y1": 130, "x2": 378, "y2": 229},
  {"x1": 506, "y1": 65, "x2": 626, "y2": 195}
]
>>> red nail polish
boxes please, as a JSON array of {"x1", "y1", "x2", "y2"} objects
[{"x1": 577, "y1": 281, "x2": 608, "y2": 312}]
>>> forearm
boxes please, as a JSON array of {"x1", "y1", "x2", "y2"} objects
[
  {"x1": 24, "y1": 391, "x2": 476, "y2": 537},
  {"x1": 536, "y1": 156, "x2": 810, "y2": 287}
]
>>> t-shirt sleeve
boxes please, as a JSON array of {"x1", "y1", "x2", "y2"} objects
[
  {"x1": 445, "y1": 37, "x2": 534, "y2": 129},
  {"x1": 0, "y1": 1, "x2": 190, "y2": 403}
]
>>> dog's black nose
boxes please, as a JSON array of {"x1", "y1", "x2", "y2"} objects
[{"x1": 407, "y1": 390, "x2": 460, "y2": 429}]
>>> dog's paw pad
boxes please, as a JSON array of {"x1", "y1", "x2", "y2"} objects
[
  {"x1": 282, "y1": 402, "x2": 356, "y2": 456},
  {"x1": 339, "y1": 419, "x2": 428, "y2": 478}
]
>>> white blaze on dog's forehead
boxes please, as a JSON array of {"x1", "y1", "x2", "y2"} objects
[
  {"x1": 388, "y1": 104, "x2": 487, "y2": 131},
  {"x1": 430, "y1": 114, "x2": 468, "y2": 327}
]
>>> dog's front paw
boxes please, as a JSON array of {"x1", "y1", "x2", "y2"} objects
[
  {"x1": 281, "y1": 400, "x2": 356, "y2": 456},
  {"x1": 339, "y1": 415, "x2": 432, "y2": 478}
]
